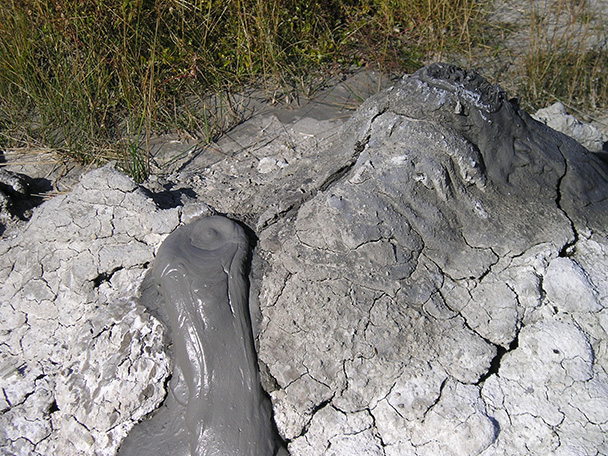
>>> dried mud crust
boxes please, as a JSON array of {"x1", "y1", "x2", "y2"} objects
[
  {"x1": 0, "y1": 165, "x2": 181, "y2": 456},
  {"x1": 254, "y1": 64, "x2": 608, "y2": 456},
  {"x1": 1, "y1": 63, "x2": 607, "y2": 456}
]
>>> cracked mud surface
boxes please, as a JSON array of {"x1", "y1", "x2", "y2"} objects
[
  {"x1": 0, "y1": 167, "x2": 186, "y2": 455},
  {"x1": 1, "y1": 65, "x2": 607, "y2": 455},
  {"x1": 253, "y1": 64, "x2": 608, "y2": 455}
]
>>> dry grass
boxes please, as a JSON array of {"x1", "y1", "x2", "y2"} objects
[
  {"x1": 0, "y1": 0, "x2": 605, "y2": 181},
  {"x1": 474, "y1": 0, "x2": 608, "y2": 118},
  {"x1": 519, "y1": 0, "x2": 608, "y2": 113}
]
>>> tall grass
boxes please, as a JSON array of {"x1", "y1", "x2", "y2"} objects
[
  {"x1": 2, "y1": 0, "x2": 605, "y2": 182},
  {"x1": 343, "y1": 0, "x2": 483, "y2": 70},
  {"x1": 0, "y1": 1, "x2": 335, "y2": 179},
  {"x1": 520, "y1": 0, "x2": 608, "y2": 113}
]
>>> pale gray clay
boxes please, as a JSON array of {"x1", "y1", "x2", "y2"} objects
[
  {"x1": 1, "y1": 65, "x2": 607, "y2": 456},
  {"x1": 534, "y1": 102, "x2": 607, "y2": 153},
  {"x1": 0, "y1": 165, "x2": 179, "y2": 456}
]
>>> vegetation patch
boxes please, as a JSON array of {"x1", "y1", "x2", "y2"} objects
[
  {"x1": 519, "y1": 0, "x2": 608, "y2": 113},
  {"x1": 0, "y1": 0, "x2": 605, "y2": 180}
]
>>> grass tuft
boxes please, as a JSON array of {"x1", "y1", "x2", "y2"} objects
[{"x1": 520, "y1": 0, "x2": 608, "y2": 113}]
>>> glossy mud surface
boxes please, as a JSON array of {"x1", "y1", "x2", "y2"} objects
[{"x1": 119, "y1": 216, "x2": 283, "y2": 456}]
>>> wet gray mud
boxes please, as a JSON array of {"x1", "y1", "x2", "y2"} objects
[{"x1": 119, "y1": 216, "x2": 285, "y2": 456}]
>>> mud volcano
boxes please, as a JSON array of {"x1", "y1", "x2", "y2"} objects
[{"x1": 1, "y1": 64, "x2": 607, "y2": 456}]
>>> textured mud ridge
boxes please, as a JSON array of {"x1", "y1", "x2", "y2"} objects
[
  {"x1": 256, "y1": 63, "x2": 608, "y2": 455},
  {"x1": 120, "y1": 216, "x2": 284, "y2": 456}
]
